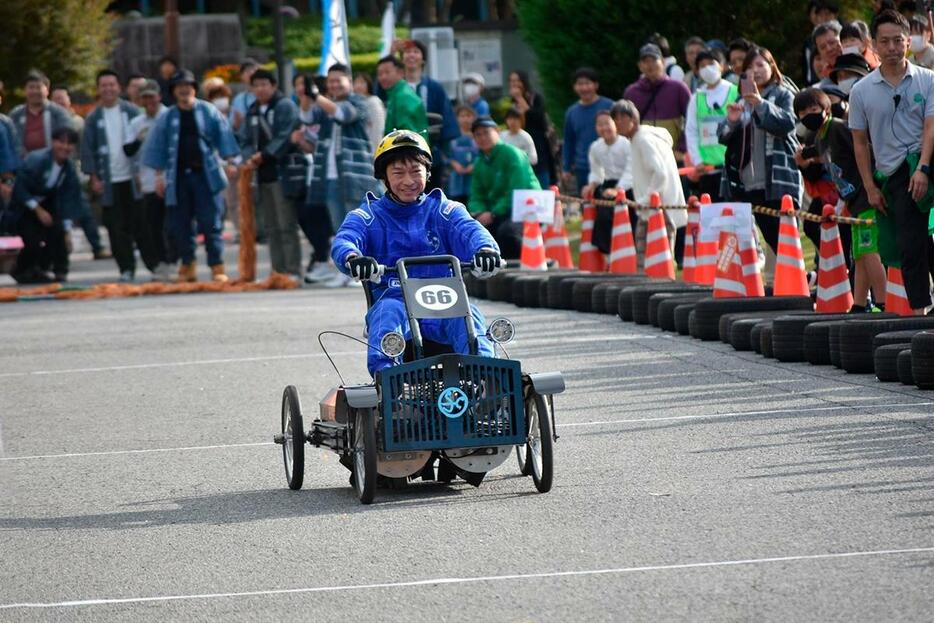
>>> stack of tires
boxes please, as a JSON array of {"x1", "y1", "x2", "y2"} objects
[{"x1": 468, "y1": 268, "x2": 934, "y2": 391}]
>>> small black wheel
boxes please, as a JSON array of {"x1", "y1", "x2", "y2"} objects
[
  {"x1": 352, "y1": 408, "x2": 378, "y2": 504},
  {"x1": 526, "y1": 392, "x2": 553, "y2": 493},
  {"x1": 516, "y1": 441, "x2": 532, "y2": 476},
  {"x1": 281, "y1": 385, "x2": 305, "y2": 490}
]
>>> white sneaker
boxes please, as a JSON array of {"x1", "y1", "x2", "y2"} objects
[
  {"x1": 304, "y1": 262, "x2": 334, "y2": 284},
  {"x1": 151, "y1": 262, "x2": 174, "y2": 282},
  {"x1": 322, "y1": 272, "x2": 354, "y2": 288}
]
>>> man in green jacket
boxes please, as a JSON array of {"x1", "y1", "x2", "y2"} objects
[
  {"x1": 469, "y1": 116, "x2": 541, "y2": 258},
  {"x1": 377, "y1": 55, "x2": 428, "y2": 136}
]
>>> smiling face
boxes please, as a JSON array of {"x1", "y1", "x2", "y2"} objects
[
  {"x1": 326, "y1": 70, "x2": 350, "y2": 100},
  {"x1": 385, "y1": 158, "x2": 427, "y2": 203},
  {"x1": 377, "y1": 61, "x2": 401, "y2": 90},
  {"x1": 595, "y1": 113, "x2": 617, "y2": 142},
  {"x1": 472, "y1": 125, "x2": 498, "y2": 153},
  {"x1": 97, "y1": 75, "x2": 121, "y2": 106}
]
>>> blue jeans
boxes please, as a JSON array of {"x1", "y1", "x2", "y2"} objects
[
  {"x1": 170, "y1": 169, "x2": 224, "y2": 266},
  {"x1": 365, "y1": 293, "x2": 494, "y2": 376}
]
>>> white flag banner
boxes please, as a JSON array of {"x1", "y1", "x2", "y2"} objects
[
  {"x1": 512, "y1": 190, "x2": 555, "y2": 224},
  {"x1": 699, "y1": 202, "x2": 754, "y2": 246},
  {"x1": 379, "y1": 2, "x2": 395, "y2": 58},
  {"x1": 319, "y1": 0, "x2": 351, "y2": 75}
]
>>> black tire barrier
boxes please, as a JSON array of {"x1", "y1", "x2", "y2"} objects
[
  {"x1": 514, "y1": 275, "x2": 548, "y2": 308},
  {"x1": 911, "y1": 331, "x2": 934, "y2": 389},
  {"x1": 689, "y1": 296, "x2": 814, "y2": 341},
  {"x1": 874, "y1": 343, "x2": 912, "y2": 382},
  {"x1": 719, "y1": 310, "x2": 814, "y2": 345},
  {"x1": 486, "y1": 271, "x2": 515, "y2": 302},
  {"x1": 771, "y1": 313, "x2": 895, "y2": 362},
  {"x1": 750, "y1": 322, "x2": 766, "y2": 354},
  {"x1": 829, "y1": 322, "x2": 847, "y2": 368},
  {"x1": 759, "y1": 322, "x2": 775, "y2": 358},
  {"x1": 632, "y1": 284, "x2": 703, "y2": 325},
  {"x1": 644, "y1": 288, "x2": 713, "y2": 327},
  {"x1": 674, "y1": 304, "x2": 698, "y2": 335},
  {"x1": 839, "y1": 317, "x2": 934, "y2": 374},
  {"x1": 729, "y1": 317, "x2": 775, "y2": 351},
  {"x1": 570, "y1": 275, "x2": 650, "y2": 313},
  {"x1": 603, "y1": 285, "x2": 623, "y2": 315},
  {"x1": 688, "y1": 309, "x2": 698, "y2": 337},
  {"x1": 874, "y1": 329, "x2": 928, "y2": 351},
  {"x1": 615, "y1": 281, "x2": 678, "y2": 322},
  {"x1": 545, "y1": 273, "x2": 579, "y2": 309},
  {"x1": 657, "y1": 294, "x2": 712, "y2": 332},
  {"x1": 897, "y1": 349, "x2": 914, "y2": 385},
  {"x1": 591, "y1": 283, "x2": 612, "y2": 314},
  {"x1": 560, "y1": 275, "x2": 641, "y2": 311},
  {"x1": 802, "y1": 320, "x2": 846, "y2": 366}
]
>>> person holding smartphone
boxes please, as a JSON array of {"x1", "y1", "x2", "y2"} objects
[{"x1": 718, "y1": 46, "x2": 802, "y2": 258}]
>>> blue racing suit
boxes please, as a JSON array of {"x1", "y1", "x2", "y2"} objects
[{"x1": 331, "y1": 188, "x2": 499, "y2": 375}]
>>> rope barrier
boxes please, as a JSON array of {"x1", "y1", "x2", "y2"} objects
[{"x1": 555, "y1": 193, "x2": 876, "y2": 226}]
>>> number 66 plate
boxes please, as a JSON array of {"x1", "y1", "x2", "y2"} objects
[{"x1": 404, "y1": 278, "x2": 471, "y2": 319}]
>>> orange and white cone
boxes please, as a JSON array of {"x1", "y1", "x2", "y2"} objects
[
  {"x1": 713, "y1": 207, "x2": 746, "y2": 297},
  {"x1": 884, "y1": 266, "x2": 912, "y2": 316},
  {"x1": 773, "y1": 195, "x2": 810, "y2": 296},
  {"x1": 738, "y1": 225, "x2": 765, "y2": 297},
  {"x1": 816, "y1": 205, "x2": 854, "y2": 313},
  {"x1": 519, "y1": 216, "x2": 548, "y2": 271},
  {"x1": 608, "y1": 193, "x2": 637, "y2": 274},
  {"x1": 643, "y1": 192, "x2": 675, "y2": 280},
  {"x1": 693, "y1": 193, "x2": 719, "y2": 285},
  {"x1": 542, "y1": 185, "x2": 574, "y2": 268},
  {"x1": 578, "y1": 201, "x2": 606, "y2": 273},
  {"x1": 682, "y1": 195, "x2": 699, "y2": 283}
]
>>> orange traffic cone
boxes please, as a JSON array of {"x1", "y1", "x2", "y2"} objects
[
  {"x1": 578, "y1": 201, "x2": 606, "y2": 273},
  {"x1": 816, "y1": 205, "x2": 854, "y2": 313},
  {"x1": 519, "y1": 217, "x2": 548, "y2": 271},
  {"x1": 738, "y1": 226, "x2": 766, "y2": 297},
  {"x1": 884, "y1": 266, "x2": 913, "y2": 316},
  {"x1": 542, "y1": 185, "x2": 574, "y2": 268},
  {"x1": 643, "y1": 192, "x2": 675, "y2": 279},
  {"x1": 682, "y1": 195, "x2": 699, "y2": 283},
  {"x1": 713, "y1": 207, "x2": 746, "y2": 297},
  {"x1": 608, "y1": 193, "x2": 637, "y2": 274},
  {"x1": 693, "y1": 193, "x2": 719, "y2": 285},
  {"x1": 773, "y1": 195, "x2": 809, "y2": 296}
]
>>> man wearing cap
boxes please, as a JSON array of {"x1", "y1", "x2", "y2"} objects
[
  {"x1": 830, "y1": 53, "x2": 871, "y2": 96},
  {"x1": 125, "y1": 79, "x2": 173, "y2": 281},
  {"x1": 81, "y1": 69, "x2": 147, "y2": 282},
  {"x1": 623, "y1": 43, "x2": 692, "y2": 161},
  {"x1": 462, "y1": 73, "x2": 490, "y2": 117},
  {"x1": 468, "y1": 117, "x2": 541, "y2": 259},
  {"x1": 143, "y1": 69, "x2": 240, "y2": 283}
]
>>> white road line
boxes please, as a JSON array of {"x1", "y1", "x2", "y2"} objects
[
  {"x1": 2, "y1": 545, "x2": 932, "y2": 610},
  {"x1": 561, "y1": 401, "x2": 934, "y2": 427},
  {"x1": 0, "y1": 351, "x2": 360, "y2": 379},
  {"x1": 0, "y1": 442, "x2": 272, "y2": 462}
]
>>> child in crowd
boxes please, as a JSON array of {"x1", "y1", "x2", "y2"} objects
[
  {"x1": 794, "y1": 87, "x2": 887, "y2": 311},
  {"x1": 445, "y1": 105, "x2": 479, "y2": 205},
  {"x1": 500, "y1": 107, "x2": 538, "y2": 166}
]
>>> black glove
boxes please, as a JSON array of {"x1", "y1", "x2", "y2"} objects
[
  {"x1": 471, "y1": 249, "x2": 502, "y2": 279},
  {"x1": 346, "y1": 255, "x2": 381, "y2": 283}
]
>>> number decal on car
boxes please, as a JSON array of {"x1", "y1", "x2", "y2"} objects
[{"x1": 415, "y1": 285, "x2": 458, "y2": 310}]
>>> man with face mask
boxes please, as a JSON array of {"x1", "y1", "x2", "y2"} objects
[
  {"x1": 685, "y1": 50, "x2": 739, "y2": 201},
  {"x1": 830, "y1": 53, "x2": 871, "y2": 96},
  {"x1": 909, "y1": 16, "x2": 934, "y2": 69},
  {"x1": 461, "y1": 73, "x2": 489, "y2": 117}
]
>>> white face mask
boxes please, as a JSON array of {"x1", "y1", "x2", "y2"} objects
[
  {"x1": 911, "y1": 35, "x2": 927, "y2": 53},
  {"x1": 698, "y1": 64, "x2": 722, "y2": 86},
  {"x1": 837, "y1": 77, "x2": 858, "y2": 94},
  {"x1": 841, "y1": 45, "x2": 861, "y2": 56},
  {"x1": 212, "y1": 97, "x2": 230, "y2": 113},
  {"x1": 463, "y1": 83, "x2": 481, "y2": 98}
]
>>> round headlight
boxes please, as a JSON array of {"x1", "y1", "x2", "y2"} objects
[
  {"x1": 487, "y1": 317, "x2": 516, "y2": 344},
  {"x1": 380, "y1": 331, "x2": 406, "y2": 358}
]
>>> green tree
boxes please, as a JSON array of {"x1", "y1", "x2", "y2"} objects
[
  {"x1": 0, "y1": 0, "x2": 114, "y2": 110},
  {"x1": 517, "y1": 0, "x2": 871, "y2": 128}
]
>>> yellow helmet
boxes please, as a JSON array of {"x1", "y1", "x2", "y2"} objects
[{"x1": 373, "y1": 129, "x2": 432, "y2": 180}]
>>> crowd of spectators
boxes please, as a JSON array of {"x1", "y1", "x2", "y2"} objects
[{"x1": 0, "y1": 1, "x2": 932, "y2": 312}]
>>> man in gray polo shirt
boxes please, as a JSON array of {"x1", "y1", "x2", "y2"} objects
[{"x1": 849, "y1": 9, "x2": 934, "y2": 314}]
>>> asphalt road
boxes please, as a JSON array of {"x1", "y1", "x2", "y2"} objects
[{"x1": 2, "y1": 269, "x2": 933, "y2": 621}]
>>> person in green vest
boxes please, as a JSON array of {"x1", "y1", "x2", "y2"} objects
[
  {"x1": 468, "y1": 116, "x2": 541, "y2": 259},
  {"x1": 376, "y1": 55, "x2": 428, "y2": 136},
  {"x1": 685, "y1": 50, "x2": 739, "y2": 201}
]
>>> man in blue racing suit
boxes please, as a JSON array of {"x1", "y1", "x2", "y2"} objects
[{"x1": 330, "y1": 129, "x2": 503, "y2": 376}]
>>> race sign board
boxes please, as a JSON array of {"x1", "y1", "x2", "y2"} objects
[
  {"x1": 403, "y1": 277, "x2": 471, "y2": 319},
  {"x1": 698, "y1": 202, "x2": 754, "y2": 246},
  {"x1": 511, "y1": 189, "x2": 555, "y2": 224}
]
